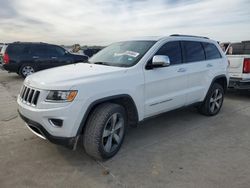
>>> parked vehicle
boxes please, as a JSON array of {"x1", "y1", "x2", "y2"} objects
[
  {"x1": 0, "y1": 43, "x2": 4, "y2": 52},
  {"x1": 0, "y1": 42, "x2": 88, "y2": 78},
  {"x1": 0, "y1": 43, "x2": 7, "y2": 63},
  {"x1": 221, "y1": 41, "x2": 250, "y2": 90},
  {"x1": 18, "y1": 35, "x2": 229, "y2": 160},
  {"x1": 83, "y1": 48, "x2": 102, "y2": 58}
]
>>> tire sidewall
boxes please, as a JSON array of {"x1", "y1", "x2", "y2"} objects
[
  {"x1": 98, "y1": 105, "x2": 127, "y2": 159},
  {"x1": 205, "y1": 83, "x2": 224, "y2": 115}
]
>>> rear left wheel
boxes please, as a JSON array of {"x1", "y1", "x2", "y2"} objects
[
  {"x1": 199, "y1": 83, "x2": 224, "y2": 116},
  {"x1": 19, "y1": 65, "x2": 36, "y2": 78}
]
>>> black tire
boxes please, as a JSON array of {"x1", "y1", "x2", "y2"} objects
[
  {"x1": 19, "y1": 64, "x2": 36, "y2": 78},
  {"x1": 199, "y1": 83, "x2": 224, "y2": 116},
  {"x1": 83, "y1": 103, "x2": 127, "y2": 160}
]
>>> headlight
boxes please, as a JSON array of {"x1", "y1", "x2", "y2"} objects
[{"x1": 46, "y1": 90, "x2": 78, "y2": 102}]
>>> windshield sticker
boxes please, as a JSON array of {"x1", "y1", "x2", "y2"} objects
[{"x1": 114, "y1": 51, "x2": 140, "y2": 58}]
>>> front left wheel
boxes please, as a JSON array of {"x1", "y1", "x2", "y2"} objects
[{"x1": 83, "y1": 103, "x2": 127, "y2": 160}]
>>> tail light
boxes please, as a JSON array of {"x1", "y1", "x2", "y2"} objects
[
  {"x1": 243, "y1": 58, "x2": 250, "y2": 73},
  {"x1": 3, "y1": 53, "x2": 10, "y2": 64}
]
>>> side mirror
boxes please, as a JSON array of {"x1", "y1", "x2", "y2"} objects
[{"x1": 152, "y1": 55, "x2": 170, "y2": 67}]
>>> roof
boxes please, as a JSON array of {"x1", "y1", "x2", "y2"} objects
[
  {"x1": 129, "y1": 36, "x2": 164, "y2": 41},
  {"x1": 129, "y1": 34, "x2": 210, "y2": 42}
]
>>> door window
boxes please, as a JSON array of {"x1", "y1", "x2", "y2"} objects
[
  {"x1": 155, "y1": 41, "x2": 182, "y2": 65},
  {"x1": 182, "y1": 41, "x2": 205, "y2": 63},
  {"x1": 47, "y1": 46, "x2": 65, "y2": 57},
  {"x1": 30, "y1": 45, "x2": 48, "y2": 57}
]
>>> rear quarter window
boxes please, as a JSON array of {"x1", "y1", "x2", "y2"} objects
[
  {"x1": 203, "y1": 43, "x2": 221, "y2": 60},
  {"x1": 7, "y1": 44, "x2": 30, "y2": 55},
  {"x1": 182, "y1": 41, "x2": 205, "y2": 63}
]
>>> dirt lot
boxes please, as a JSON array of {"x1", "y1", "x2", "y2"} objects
[{"x1": 0, "y1": 70, "x2": 250, "y2": 188}]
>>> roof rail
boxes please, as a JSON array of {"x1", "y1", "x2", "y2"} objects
[
  {"x1": 13, "y1": 41, "x2": 48, "y2": 44},
  {"x1": 170, "y1": 34, "x2": 209, "y2": 39}
]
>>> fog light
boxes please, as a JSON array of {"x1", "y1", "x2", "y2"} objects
[{"x1": 49, "y1": 119, "x2": 63, "y2": 127}]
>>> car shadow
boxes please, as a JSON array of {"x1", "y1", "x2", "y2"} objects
[
  {"x1": 226, "y1": 89, "x2": 250, "y2": 99},
  {"x1": 56, "y1": 106, "x2": 204, "y2": 164}
]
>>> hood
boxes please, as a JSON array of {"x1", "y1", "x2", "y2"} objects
[{"x1": 24, "y1": 63, "x2": 126, "y2": 90}]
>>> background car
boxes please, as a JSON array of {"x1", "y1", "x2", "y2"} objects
[
  {"x1": 0, "y1": 42, "x2": 88, "y2": 77},
  {"x1": 83, "y1": 48, "x2": 102, "y2": 58},
  {"x1": 221, "y1": 41, "x2": 250, "y2": 90},
  {"x1": 0, "y1": 43, "x2": 7, "y2": 63}
]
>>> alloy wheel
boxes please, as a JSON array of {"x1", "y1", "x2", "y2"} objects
[
  {"x1": 209, "y1": 88, "x2": 223, "y2": 113},
  {"x1": 22, "y1": 66, "x2": 35, "y2": 77},
  {"x1": 102, "y1": 113, "x2": 125, "y2": 153}
]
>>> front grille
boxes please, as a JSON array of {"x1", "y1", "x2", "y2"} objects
[{"x1": 20, "y1": 85, "x2": 40, "y2": 106}]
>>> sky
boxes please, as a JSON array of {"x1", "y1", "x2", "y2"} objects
[{"x1": 0, "y1": 0, "x2": 249, "y2": 45}]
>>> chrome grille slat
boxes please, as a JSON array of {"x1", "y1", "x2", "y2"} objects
[
  {"x1": 20, "y1": 86, "x2": 25, "y2": 97},
  {"x1": 27, "y1": 89, "x2": 34, "y2": 103},
  {"x1": 24, "y1": 88, "x2": 30, "y2": 101},
  {"x1": 31, "y1": 90, "x2": 37, "y2": 104},
  {"x1": 23, "y1": 88, "x2": 29, "y2": 101},
  {"x1": 21, "y1": 87, "x2": 27, "y2": 99},
  {"x1": 19, "y1": 85, "x2": 40, "y2": 106}
]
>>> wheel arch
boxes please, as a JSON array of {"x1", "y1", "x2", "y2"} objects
[
  {"x1": 210, "y1": 75, "x2": 228, "y2": 92},
  {"x1": 76, "y1": 94, "x2": 139, "y2": 135}
]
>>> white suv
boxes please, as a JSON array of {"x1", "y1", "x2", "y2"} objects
[{"x1": 18, "y1": 35, "x2": 229, "y2": 159}]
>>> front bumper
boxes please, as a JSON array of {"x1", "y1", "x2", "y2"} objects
[
  {"x1": 229, "y1": 78, "x2": 250, "y2": 90},
  {"x1": 17, "y1": 89, "x2": 86, "y2": 139},
  {"x1": 19, "y1": 111, "x2": 77, "y2": 149}
]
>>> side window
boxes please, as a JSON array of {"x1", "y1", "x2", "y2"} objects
[
  {"x1": 182, "y1": 41, "x2": 205, "y2": 63},
  {"x1": 155, "y1": 41, "x2": 182, "y2": 65},
  {"x1": 47, "y1": 46, "x2": 65, "y2": 57},
  {"x1": 7, "y1": 44, "x2": 30, "y2": 55},
  {"x1": 203, "y1": 43, "x2": 221, "y2": 60},
  {"x1": 31, "y1": 45, "x2": 48, "y2": 56}
]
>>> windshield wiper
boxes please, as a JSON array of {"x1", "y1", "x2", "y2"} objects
[{"x1": 92, "y1": 62, "x2": 111, "y2": 66}]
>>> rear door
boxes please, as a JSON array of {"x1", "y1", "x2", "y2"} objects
[
  {"x1": 181, "y1": 41, "x2": 208, "y2": 104},
  {"x1": 144, "y1": 41, "x2": 188, "y2": 117},
  {"x1": 182, "y1": 41, "x2": 223, "y2": 104}
]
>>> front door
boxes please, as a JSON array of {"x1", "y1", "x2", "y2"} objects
[{"x1": 144, "y1": 41, "x2": 188, "y2": 118}]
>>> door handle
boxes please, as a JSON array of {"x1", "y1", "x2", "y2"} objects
[
  {"x1": 51, "y1": 57, "x2": 57, "y2": 59},
  {"x1": 177, "y1": 68, "x2": 187, "y2": 72},
  {"x1": 32, "y1": 56, "x2": 39, "y2": 59},
  {"x1": 207, "y1": 63, "x2": 213, "y2": 67}
]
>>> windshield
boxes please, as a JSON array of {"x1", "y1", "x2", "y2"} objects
[{"x1": 89, "y1": 41, "x2": 156, "y2": 67}]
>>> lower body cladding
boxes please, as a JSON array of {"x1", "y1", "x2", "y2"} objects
[{"x1": 229, "y1": 78, "x2": 250, "y2": 90}]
